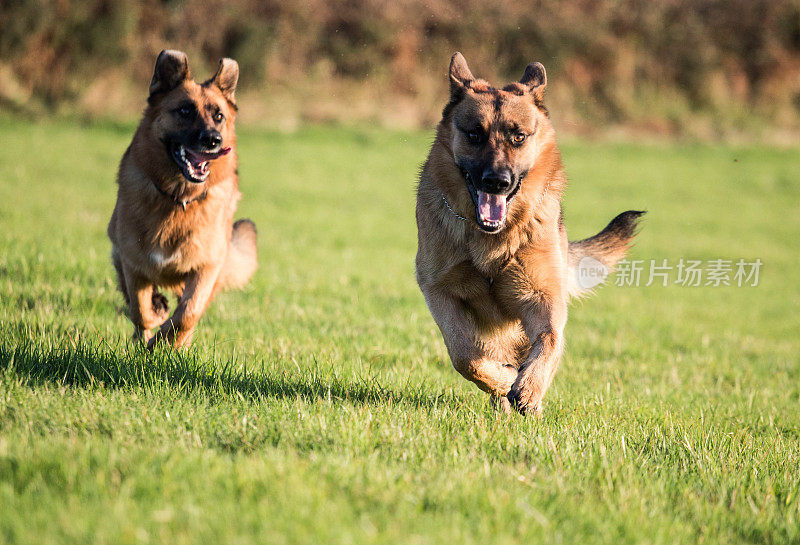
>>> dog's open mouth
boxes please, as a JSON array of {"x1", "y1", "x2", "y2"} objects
[
  {"x1": 464, "y1": 173, "x2": 520, "y2": 233},
  {"x1": 476, "y1": 191, "x2": 508, "y2": 231},
  {"x1": 170, "y1": 143, "x2": 231, "y2": 183}
]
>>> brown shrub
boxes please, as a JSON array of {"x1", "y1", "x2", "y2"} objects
[{"x1": 2, "y1": 0, "x2": 799, "y2": 138}]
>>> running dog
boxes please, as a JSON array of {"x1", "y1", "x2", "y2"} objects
[
  {"x1": 415, "y1": 53, "x2": 643, "y2": 415},
  {"x1": 108, "y1": 50, "x2": 257, "y2": 349}
]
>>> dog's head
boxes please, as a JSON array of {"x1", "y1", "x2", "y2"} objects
[
  {"x1": 146, "y1": 50, "x2": 238, "y2": 184},
  {"x1": 442, "y1": 53, "x2": 553, "y2": 234}
]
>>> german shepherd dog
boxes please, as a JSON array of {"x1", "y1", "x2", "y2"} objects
[
  {"x1": 416, "y1": 53, "x2": 643, "y2": 415},
  {"x1": 108, "y1": 50, "x2": 257, "y2": 349}
]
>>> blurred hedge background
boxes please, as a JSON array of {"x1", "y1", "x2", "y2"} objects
[{"x1": 2, "y1": 0, "x2": 800, "y2": 140}]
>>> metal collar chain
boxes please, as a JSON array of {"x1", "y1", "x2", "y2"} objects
[
  {"x1": 441, "y1": 194, "x2": 469, "y2": 222},
  {"x1": 153, "y1": 181, "x2": 208, "y2": 210},
  {"x1": 534, "y1": 182, "x2": 550, "y2": 210}
]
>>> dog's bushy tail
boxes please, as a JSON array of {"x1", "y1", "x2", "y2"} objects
[
  {"x1": 217, "y1": 219, "x2": 258, "y2": 290},
  {"x1": 567, "y1": 210, "x2": 645, "y2": 299}
]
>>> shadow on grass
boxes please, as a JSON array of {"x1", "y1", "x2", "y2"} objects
[{"x1": 0, "y1": 334, "x2": 464, "y2": 410}]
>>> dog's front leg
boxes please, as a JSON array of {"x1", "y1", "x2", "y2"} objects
[
  {"x1": 422, "y1": 285, "x2": 518, "y2": 398},
  {"x1": 147, "y1": 265, "x2": 222, "y2": 350},
  {"x1": 124, "y1": 268, "x2": 169, "y2": 344},
  {"x1": 507, "y1": 297, "x2": 567, "y2": 416}
]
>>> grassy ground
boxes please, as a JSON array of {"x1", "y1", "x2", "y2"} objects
[{"x1": 0, "y1": 117, "x2": 798, "y2": 544}]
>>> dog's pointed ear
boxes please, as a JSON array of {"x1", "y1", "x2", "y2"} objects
[
  {"x1": 149, "y1": 50, "x2": 190, "y2": 97},
  {"x1": 206, "y1": 58, "x2": 239, "y2": 103},
  {"x1": 519, "y1": 62, "x2": 547, "y2": 102},
  {"x1": 449, "y1": 52, "x2": 474, "y2": 97}
]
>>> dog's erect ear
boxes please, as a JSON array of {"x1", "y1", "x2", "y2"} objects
[
  {"x1": 449, "y1": 52, "x2": 474, "y2": 97},
  {"x1": 206, "y1": 58, "x2": 239, "y2": 103},
  {"x1": 519, "y1": 62, "x2": 547, "y2": 102},
  {"x1": 149, "y1": 50, "x2": 190, "y2": 97}
]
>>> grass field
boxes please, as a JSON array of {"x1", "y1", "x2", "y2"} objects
[{"x1": 0, "y1": 117, "x2": 798, "y2": 544}]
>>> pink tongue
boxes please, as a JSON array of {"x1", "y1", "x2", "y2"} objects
[
  {"x1": 477, "y1": 191, "x2": 507, "y2": 223},
  {"x1": 186, "y1": 146, "x2": 232, "y2": 164}
]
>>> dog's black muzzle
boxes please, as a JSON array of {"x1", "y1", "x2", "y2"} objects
[
  {"x1": 195, "y1": 129, "x2": 223, "y2": 153},
  {"x1": 476, "y1": 167, "x2": 515, "y2": 195},
  {"x1": 459, "y1": 162, "x2": 523, "y2": 201}
]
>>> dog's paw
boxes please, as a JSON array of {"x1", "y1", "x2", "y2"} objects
[
  {"x1": 146, "y1": 332, "x2": 171, "y2": 352},
  {"x1": 507, "y1": 383, "x2": 544, "y2": 417},
  {"x1": 151, "y1": 291, "x2": 170, "y2": 321},
  {"x1": 146, "y1": 322, "x2": 174, "y2": 352},
  {"x1": 146, "y1": 319, "x2": 193, "y2": 351}
]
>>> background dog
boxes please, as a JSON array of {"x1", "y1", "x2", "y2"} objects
[
  {"x1": 416, "y1": 52, "x2": 643, "y2": 415},
  {"x1": 108, "y1": 50, "x2": 257, "y2": 349}
]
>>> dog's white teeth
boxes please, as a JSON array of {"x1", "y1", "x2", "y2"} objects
[{"x1": 180, "y1": 147, "x2": 186, "y2": 160}]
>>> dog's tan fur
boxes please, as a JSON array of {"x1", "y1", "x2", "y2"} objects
[
  {"x1": 108, "y1": 50, "x2": 257, "y2": 349},
  {"x1": 416, "y1": 53, "x2": 642, "y2": 415}
]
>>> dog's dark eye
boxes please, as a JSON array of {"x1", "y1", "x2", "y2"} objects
[
  {"x1": 467, "y1": 131, "x2": 482, "y2": 144},
  {"x1": 511, "y1": 132, "x2": 527, "y2": 145},
  {"x1": 177, "y1": 105, "x2": 193, "y2": 118},
  {"x1": 213, "y1": 112, "x2": 225, "y2": 123}
]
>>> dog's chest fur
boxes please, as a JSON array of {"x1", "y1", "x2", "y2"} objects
[
  {"x1": 147, "y1": 189, "x2": 234, "y2": 275},
  {"x1": 110, "y1": 157, "x2": 239, "y2": 283},
  {"x1": 150, "y1": 247, "x2": 182, "y2": 268}
]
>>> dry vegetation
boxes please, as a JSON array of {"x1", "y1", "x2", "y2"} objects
[{"x1": 2, "y1": 0, "x2": 800, "y2": 138}]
